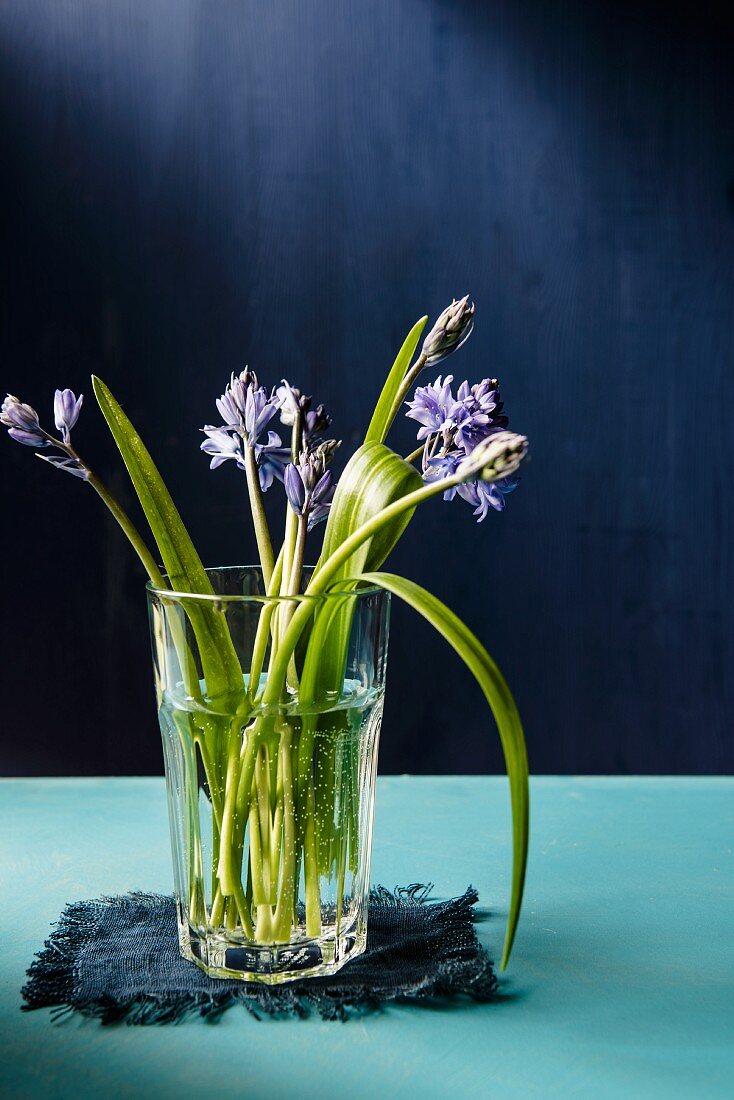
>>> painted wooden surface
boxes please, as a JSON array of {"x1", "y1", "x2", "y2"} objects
[
  {"x1": 1, "y1": 2, "x2": 733, "y2": 775},
  {"x1": 1, "y1": 776, "x2": 732, "y2": 1098}
]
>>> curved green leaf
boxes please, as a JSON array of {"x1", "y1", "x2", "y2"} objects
[
  {"x1": 364, "y1": 316, "x2": 427, "y2": 444},
  {"x1": 319, "y1": 442, "x2": 423, "y2": 581},
  {"x1": 353, "y1": 571, "x2": 529, "y2": 970},
  {"x1": 305, "y1": 443, "x2": 422, "y2": 702},
  {"x1": 92, "y1": 376, "x2": 242, "y2": 699}
]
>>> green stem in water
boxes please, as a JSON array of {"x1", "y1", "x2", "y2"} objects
[
  {"x1": 226, "y1": 471, "x2": 460, "y2": 904},
  {"x1": 303, "y1": 781, "x2": 321, "y2": 937},
  {"x1": 272, "y1": 724, "x2": 296, "y2": 941},
  {"x1": 248, "y1": 546, "x2": 285, "y2": 702},
  {"x1": 285, "y1": 515, "x2": 308, "y2": 597}
]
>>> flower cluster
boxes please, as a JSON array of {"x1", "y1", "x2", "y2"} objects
[
  {"x1": 201, "y1": 371, "x2": 338, "y2": 522},
  {"x1": 274, "y1": 383, "x2": 331, "y2": 442},
  {"x1": 406, "y1": 374, "x2": 518, "y2": 521},
  {"x1": 200, "y1": 370, "x2": 291, "y2": 490},
  {"x1": 1, "y1": 391, "x2": 88, "y2": 479},
  {"x1": 284, "y1": 441, "x2": 339, "y2": 530}
]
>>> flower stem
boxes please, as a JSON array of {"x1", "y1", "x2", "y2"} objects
[
  {"x1": 248, "y1": 545, "x2": 285, "y2": 702},
  {"x1": 244, "y1": 444, "x2": 275, "y2": 587},
  {"x1": 85, "y1": 468, "x2": 165, "y2": 587},
  {"x1": 286, "y1": 515, "x2": 308, "y2": 597}
]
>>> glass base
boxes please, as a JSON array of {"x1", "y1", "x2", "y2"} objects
[{"x1": 178, "y1": 913, "x2": 367, "y2": 984}]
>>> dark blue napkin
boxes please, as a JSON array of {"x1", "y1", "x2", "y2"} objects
[{"x1": 22, "y1": 885, "x2": 498, "y2": 1022}]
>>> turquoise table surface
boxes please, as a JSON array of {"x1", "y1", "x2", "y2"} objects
[{"x1": 0, "y1": 777, "x2": 732, "y2": 1099}]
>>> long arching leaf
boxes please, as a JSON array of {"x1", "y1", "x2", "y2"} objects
[
  {"x1": 92, "y1": 376, "x2": 242, "y2": 699},
  {"x1": 352, "y1": 571, "x2": 529, "y2": 970},
  {"x1": 320, "y1": 442, "x2": 423, "y2": 581},
  {"x1": 309, "y1": 443, "x2": 423, "y2": 698}
]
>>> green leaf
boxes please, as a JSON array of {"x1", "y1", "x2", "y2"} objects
[
  {"x1": 353, "y1": 571, "x2": 529, "y2": 970},
  {"x1": 303, "y1": 443, "x2": 422, "y2": 704},
  {"x1": 364, "y1": 316, "x2": 427, "y2": 445},
  {"x1": 320, "y1": 442, "x2": 423, "y2": 581},
  {"x1": 92, "y1": 376, "x2": 242, "y2": 699}
]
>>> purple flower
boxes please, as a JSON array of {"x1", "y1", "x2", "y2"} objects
[
  {"x1": 254, "y1": 431, "x2": 290, "y2": 490},
  {"x1": 457, "y1": 479, "x2": 507, "y2": 521},
  {"x1": 284, "y1": 449, "x2": 336, "y2": 530},
  {"x1": 215, "y1": 369, "x2": 257, "y2": 428},
  {"x1": 276, "y1": 382, "x2": 332, "y2": 442},
  {"x1": 200, "y1": 426, "x2": 246, "y2": 470},
  {"x1": 3, "y1": 390, "x2": 89, "y2": 480},
  {"x1": 304, "y1": 404, "x2": 331, "y2": 438},
  {"x1": 405, "y1": 375, "x2": 456, "y2": 440},
  {"x1": 275, "y1": 382, "x2": 304, "y2": 426},
  {"x1": 53, "y1": 389, "x2": 83, "y2": 444},
  {"x1": 408, "y1": 369, "x2": 524, "y2": 522},
  {"x1": 423, "y1": 451, "x2": 463, "y2": 501},
  {"x1": 244, "y1": 385, "x2": 279, "y2": 443},
  {"x1": 204, "y1": 371, "x2": 335, "y2": 500},
  {"x1": 1, "y1": 394, "x2": 48, "y2": 447},
  {"x1": 467, "y1": 378, "x2": 507, "y2": 423}
]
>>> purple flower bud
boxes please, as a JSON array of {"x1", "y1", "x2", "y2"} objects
[
  {"x1": 53, "y1": 389, "x2": 83, "y2": 443},
  {"x1": 1, "y1": 394, "x2": 48, "y2": 447},
  {"x1": 456, "y1": 430, "x2": 528, "y2": 484},
  {"x1": 421, "y1": 296, "x2": 475, "y2": 365},
  {"x1": 283, "y1": 446, "x2": 337, "y2": 525},
  {"x1": 307, "y1": 499, "x2": 332, "y2": 531},
  {"x1": 304, "y1": 403, "x2": 331, "y2": 438},
  {"x1": 276, "y1": 382, "x2": 332, "y2": 443},
  {"x1": 275, "y1": 382, "x2": 310, "y2": 426},
  {"x1": 284, "y1": 462, "x2": 306, "y2": 514}
]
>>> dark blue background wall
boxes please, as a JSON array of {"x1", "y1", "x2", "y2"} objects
[{"x1": 2, "y1": 1, "x2": 733, "y2": 776}]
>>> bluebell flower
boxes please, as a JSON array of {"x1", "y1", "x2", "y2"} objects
[
  {"x1": 408, "y1": 370, "x2": 525, "y2": 522},
  {"x1": 405, "y1": 375, "x2": 456, "y2": 440},
  {"x1": 304, "y1": 403, "x2": 331, "y2": 439},
  {"x1": 244, "y1": 385, "x2": 279, "y2": 443},
  {"x1": 456, "y1": 479, "x2": 514, "y2": 521},
  {"x1": 422, "y1": 451, "x2": 463, "y2": 501},
  {"x1": 200, "y1": 426, "x2": 246, "y2": 470},
  {"x1": 467, "y1": 378, "x2": 508, "y2": 424},
  {"x1": 275, "y1": 382, "x2": 332, "y2": 442},
  {"x1": 275, "y1": 382, "x2": 304, "y2": 426},
  {"x1": 53, "y1": 389, "x2": 84, "y2": 444},
  {"x1": 1, "y1": 394, "x2": 49, "y2": 447},
  {"x1": 3, "y1": 390, "x2": 89, "y2": 479},
  {"x1": 215, "y1": 369, "x2": 257, "y2": 428},
  {"x1": 254, "y1": 431, "x2": 290, "y2": 490},
  {"x1": 203, "y1": 369, "x2": 288, "y2": 492}
]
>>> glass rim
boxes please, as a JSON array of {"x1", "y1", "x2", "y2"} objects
[{"x1": 145, "y1": 564, "x2": 385, "y2": 604}]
